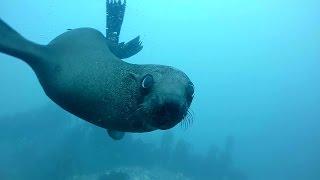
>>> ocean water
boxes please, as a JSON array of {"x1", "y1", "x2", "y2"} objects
[{"x1": 0, "y1": 0, "x2": 319, "y2": 180}]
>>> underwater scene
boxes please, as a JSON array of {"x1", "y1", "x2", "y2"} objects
[{"x1": 0, "y1": 0, "x2": 319, "y2": 180}]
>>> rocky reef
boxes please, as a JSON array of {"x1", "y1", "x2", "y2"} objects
[{"x1": 0, "y1": 104, "x2": 247, "y2": 180}]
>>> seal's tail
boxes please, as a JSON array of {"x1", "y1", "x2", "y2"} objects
[{"x1": 0, "y1": 19, "x2": 45, "y2": 64}]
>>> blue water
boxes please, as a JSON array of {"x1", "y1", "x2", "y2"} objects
[{"x1": 0, "y1": 0, "x2": 319, "y2": 179}]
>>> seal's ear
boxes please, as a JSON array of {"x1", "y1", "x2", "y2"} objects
[
  {"x1": 107, "y1": 129, "x2": 125, "y2": 140},
  {"x1": 128, "y1": 72, "x2": 140, "y2": 82}
]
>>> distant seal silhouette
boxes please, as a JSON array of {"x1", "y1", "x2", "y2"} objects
[{"x1": 0, "y1": 0, "x2": 194, "y2": 140}]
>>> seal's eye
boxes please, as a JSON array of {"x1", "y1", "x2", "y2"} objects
[{"x1": 141, "y1": 74, "x2": 154, "y2": 89}]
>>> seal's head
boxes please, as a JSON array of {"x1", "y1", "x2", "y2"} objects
[{"x1": 128, "y1": 65, "x2": 194, "y2": 131}]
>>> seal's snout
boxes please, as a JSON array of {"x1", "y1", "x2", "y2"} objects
[
  {"x1": 158, "y1": 102, "x2": 182, "y2": 118},
  {"x1": 153, "y1": 100, "x2": 184, "y2": 130}
]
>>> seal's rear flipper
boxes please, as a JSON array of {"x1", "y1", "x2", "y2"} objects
[
  {"x1": 107, "y1": 129, "x2": 125, "y2": 140},
  {"x1": 106, "y1": 0, "x2": 143, "y2": 59},
  {"x1": 0, "y1": 19, "x2": 45, "y2": 64}
]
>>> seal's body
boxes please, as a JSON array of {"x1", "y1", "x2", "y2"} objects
[
  {"x1": 0, "y1": 1, "x2": 194, "y2": 140},
  {"x1": 40, "y1": 28, "x2": 139, "y2": 132}
]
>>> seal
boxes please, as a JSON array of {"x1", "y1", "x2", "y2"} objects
[{"x1": 0, "y1": 0, "x2": 194, "y2": 140}]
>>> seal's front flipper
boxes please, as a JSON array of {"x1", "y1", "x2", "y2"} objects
[
  {"x1": 107, "y1": 129, "x2": 125, "y2": 140},
  {"x1": 106, "y1": 0, "x2": 143, "y2": 59},
  {"x1": 106, "y1": 0, "x2": 125, "y2": 44},
  {"x1": 110, "y1": 36, "x2": 143, "y2": 59}
]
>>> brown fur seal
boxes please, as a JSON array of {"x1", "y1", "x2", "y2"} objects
[{"x1": 0, "y1": 1, "x2": 194, "y2": 140}]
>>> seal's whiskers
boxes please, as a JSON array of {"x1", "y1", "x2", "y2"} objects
[
  {"x1": 126, "y1": 104, "x2": 144, "y2": 121},
  {"x1": 180, "y1": 109, "x2": 194, "y2": 130}
]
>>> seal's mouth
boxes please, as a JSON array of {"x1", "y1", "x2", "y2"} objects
[
  {"x1": 152, "y1": 101, "x2": 187, "y2": 130},
  {"x1": 126, "y1": 100, "x2": 189, "y2": 132}
]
